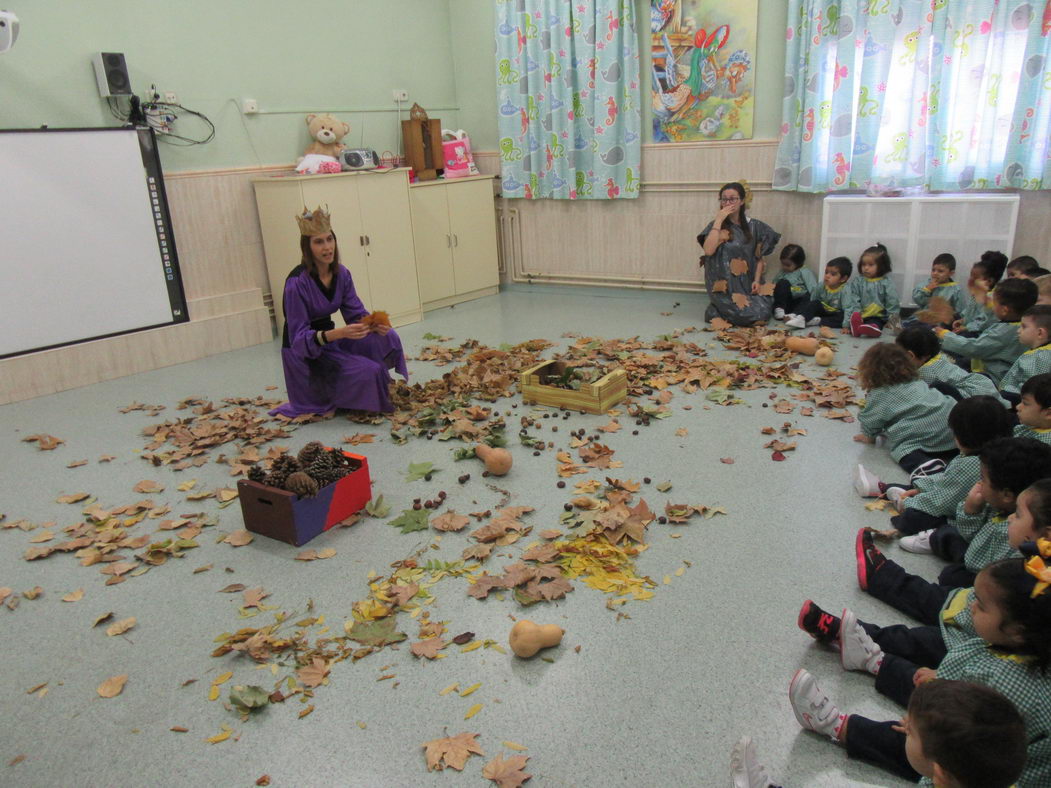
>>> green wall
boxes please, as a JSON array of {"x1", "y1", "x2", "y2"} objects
[{"x1": 0, "y1": 1, "x2": 787, "y2": 170}]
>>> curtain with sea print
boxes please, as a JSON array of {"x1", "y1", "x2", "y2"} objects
[
  {"x1": 774, "y1": 0, "x2": 1051, "y2": 193},
  {"x1": 495, "y1": 0, "x2": 641, "y2": 199}
]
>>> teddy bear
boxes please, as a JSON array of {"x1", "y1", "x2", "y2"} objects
[{"x1": 303, "y1": 113, "x2": 350, "y2": 158}]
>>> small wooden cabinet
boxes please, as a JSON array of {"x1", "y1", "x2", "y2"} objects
[
  {"x1": 409, "y1": 176, "x2": 500, "y2": 310},
  {"x1": 253, "y1": 169, "x2": 423, "y2": 332}
]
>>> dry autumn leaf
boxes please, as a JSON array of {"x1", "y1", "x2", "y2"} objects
[
  {"x1": 222, "y1": 530, "x2": 253, "y2": 547},
  {"x1": 106, "y1": 617, "x2": 136, "y2": 637},
  {"x1": 97, "y1": 674, "x2": 128, "y2": 698},
  {"x1": 297, "y1": 658, "x2": 329, "y2": 688},
  {"x1": 482, "y1": 753, "x2": 532, "y2": 788},
  {"x1": 134, "y1": 480, "x2": 164, "y2": 494},
  {"x1": 411, "y1": 638, "x2": 448, "y2": 659},
  {"x1": 242, "y1": 587, "x2": 270, "y2": 609},
  {"x1": 729, "y1": 258, "x2": 749, "y2": 276},
  {"x1": 23, "y1": 434, "x2": 64, "y2": 450},
  {"x1": 423, "y1": 732, "x2": 484, "y2": 771},
  {"x1": 710, "y1": 279, "x2": 728, "y2": 294},
  {"x1": 343, "y1": 433, "x2": 375, "y2": 445},
  {"x1": 56, "y1": 492, "x2": 90, "y2": 504},
  {"x1": 431, "y1": 511, "x2": 469, "y2": 532}
]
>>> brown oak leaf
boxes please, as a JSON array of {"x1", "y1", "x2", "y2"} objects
[
  {"x1": 410, "y1": 638, "x2": 448, "y2": 659},
  {"x1": 423, "y1": 731, "x2": 484, "y2": 771},
  {"x1": 296, "y1": 658, "x2": 329, "y2": 688},
  {"x1": 482, "y1": 753, "x2": 532, "y2": 788}
]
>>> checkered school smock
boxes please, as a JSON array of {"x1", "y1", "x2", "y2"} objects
[
  {"x1": 918, "y1": 353, "x2": 1010, "y2": 405},
  {"x1": 814, "y1": 283, "x2": 847, "y2": 312},
  {"x1": 959, "y1": 290, "x2": 994, "y2": 332},
  {"x1": 937, "y1": 588, "x2": 1051, "y2": 787},
  {"x1": 1014, "y1": 423, "x2": 1051, "y2": 444},
  {"x1": 858, "y1": 380, "x2": 956, "y2": 462},
  {"x1": 954, "y1": 503, "x2": 1020, "y2": 572},
  {"x1": 842, "y1": 275, "x2": 900, "y2": 320},
  {"x1": 912, "y1": 280, "x2": 963, "y2": 312},
  {"x1": 772, "y1": 266, "x2": 817, "y2": 299},
  {"x1": 904, "y1": 454, "x2": 980, "y2": 519},
  {"x1": 1000, "y1": 344, "x2": 1051, "y2": 394},
  {"x1": 939, "y1": 321, "x2": 1026, "y2": 386}
]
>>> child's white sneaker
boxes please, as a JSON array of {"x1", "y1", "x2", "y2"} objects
[
  {"x1": 784, "y1": 315, "x2": 806, "y2": 329},
  {"x1": 806, "y1": 317, "x2": 822, "y2": 327},
  {"x1": 730, "y1": 736, "x2": 778, "y2": 788},
  {"x1": 900, "y1": 529, "x2": 934, "y2": 554},
  {"x1": 853, "y1": 464, "x2": 882, "y2": 498},
  {"x1": 774, "y1": 308, "x2": 786, "y2": 320},
  {"x1": 789, "y1": 669, "x2": 845, "y2": 741},
  {"x1": 839, "y1": 609, "x2": 884, "y2": 674}
]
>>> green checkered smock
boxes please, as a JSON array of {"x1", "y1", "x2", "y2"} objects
[
  {"x1": 772, "y1": 266, "x2": 817, "y2": 299},
  {"x1": 936, "y1": 587, "x2": 1051, "y2": 788},
  {"x1": 954, "y1": 503, "x2": 1019, "y2": 572},
  {"x1": 905, "y1": 454, "x2": 980, "y2": 518},
  {"x1": 1014, "y1": 423, "x2": 1051, "y2": 445},
  {"x1": 842, "y1": 275, "x2": 900, "y2": 320},
  {"x1": 1000, "y1": 344, "x2": 1051, "y2": 394},
  {"x1": 918, "y1": 354, "x2": 1010, "y2": 406},
  {"x1": 912, "y1": 280, "x2": 963, "y2": 312},
  {"x1": 959, "y1": 290, "x2": 994, "y2": 332},
  {"x1": 812, "y1": 283, "x2": 847, "y2": 312},
  {"x1": 858, "y1": 380, "x2": 956, "y2": 462},
  {"x1": 939, "y1": 321, "x2": 1026, "y2": 386}
]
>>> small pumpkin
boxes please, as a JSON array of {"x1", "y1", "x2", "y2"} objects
[
  {"x1": 475, "y1": 444, "x2": 512, "y2": 476},
  {"x1": 814, "y1": 346, "x2": 835, "y2": 366},
  {"x1": 784, "y1": 336, "x2": 819, "y2": 356},
  {"x1": 509, "y1": 619, "x2": 564, "y2": 658}
]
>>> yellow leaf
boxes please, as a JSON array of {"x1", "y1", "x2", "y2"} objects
[
  {"x1": 439, "y1": 683, "x2": 459, "y2": 696},
  {"x1": 674, "y1": 567, "x2": 685, "y2": 577},
  {"x1": 663, "y1": 575, "x2": 671, "y2": 585},
  {"x1": 177, "y1": 479, "x2": 198, "y2": 492},
  {"x1": 357, "y1": 721, "x2": 367, "y2": 729},
  {"x1": 459, "y1": 682, "x2": 481, "y2": 697},
  {"x1": 208, "y1": 685, "x2": 220, "y2": 701},
  {"x1": 459, "y1": 641, "x2": 483, "y2": 653},
  {"x1": 464, "y1": 703, "x2": 483, "y2": 720},
  {"x1": 211, "y1": 671, "x2": 233, "y2": 686},
  {"x1": 106, "y1": 617, "x2": 136, "y2": 637},
  {"x1": 205, "y1": 726, "x2": 232, "y2": 744},
  {"x1": 298, "y1": 705, "x2": 314, "y2": 719},
  {"x1": 97, "y1": 674, "x2": 128, "y2": 698},
  {"x1": 502, "y1": 741, "x2": 528, "y2": 751},
  {"x1": 62, "y1": 589, "x2": 84, "y2": 603}
]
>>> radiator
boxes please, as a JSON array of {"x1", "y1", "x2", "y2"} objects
[{"x1": 820, "y1": 194, "x2": 1020, "y2": 306}]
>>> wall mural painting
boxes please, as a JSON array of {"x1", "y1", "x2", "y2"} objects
[{"x1": 650, "y1": 0, "x2": 758, "y2": 142}]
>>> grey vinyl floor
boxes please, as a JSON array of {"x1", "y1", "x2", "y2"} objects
[{"x1": 0, "y1": 285, "x2": 940, "y2": 787}]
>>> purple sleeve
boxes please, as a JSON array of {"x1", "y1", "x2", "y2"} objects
[
  {"x1": 336, "y1": 266, "x2": 368, "y2": 324},
  {"x1": 283, "y1": 274, "x2": 323, "y2": 361}
]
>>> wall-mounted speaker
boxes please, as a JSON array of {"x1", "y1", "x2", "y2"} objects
[{"x1": 92, "y1": 52, "x2": 132, "y2": 98}]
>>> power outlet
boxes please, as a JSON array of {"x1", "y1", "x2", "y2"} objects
[
  {"x1": 392, "y1": 89, "x2": 408, "y2": 102},
  {"x1": 164, "y1": 91, "x2": 178, "y2": 104},
  {"x1": 243, "y1": 98, "x2": 259, "y2": 115}
]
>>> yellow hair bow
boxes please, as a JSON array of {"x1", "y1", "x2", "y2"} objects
[{"x1": 1025, "y1": 555, "x2": 1051, "y2": 598}]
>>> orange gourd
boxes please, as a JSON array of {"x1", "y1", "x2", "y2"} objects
[
  {"x1": 509, "y1": 620, "x2": 564, "y2": 658},
  {"x1": 784, "y1": 336, "x2": 819, "y2": 356},
  {"x1": 475, "y1": 444, "x2": 512, "y2": 475}
]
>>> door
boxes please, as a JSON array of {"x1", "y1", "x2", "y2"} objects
[
  {"x1": 448, "y1": 179, "x2": 499, "y2": 294},
  {"x1": 356, "y1": 171, "x2": 421, "y2": 319},
  {"x1": 410, "y1": 185, "x2": 456, "y2": 303}
]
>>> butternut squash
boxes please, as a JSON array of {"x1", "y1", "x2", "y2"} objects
[
  {"x1": 509, "y1": 620, "x2": 564, "y2": 658},
  {"x1": 784, "y1": 336, "x2": 819, "y2": 356},
  {"x1": 475, "y1": 444, "x2": 512, "y2": 476}
]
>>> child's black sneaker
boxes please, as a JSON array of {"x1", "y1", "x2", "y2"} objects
[
  {"x1": 797, "y1": 599, "x2": 841, "y2": 644},
  {"x1": 855, "y1": 527, "x2": 886, "y2": 591}
]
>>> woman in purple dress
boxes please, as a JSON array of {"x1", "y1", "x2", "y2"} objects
[{"x1": 270, "y1": 206, "x2": 408, "y2": 418}]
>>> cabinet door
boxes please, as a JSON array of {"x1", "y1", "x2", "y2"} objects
[
  {"x1": 410, "y1": 186, "x2": 456, "y2": 303},
  {"x1": 357, "y1": 172, "x2": 422, "y2": 319},
  {"x1": 448, "y1": 180, "x2": 499, "y2": 294},
  {"x1": 254, "y1": 181, "x2": 304, "y2": 334},
  {"x1": 301, "y1": 177, "x2": 370, "y2": 312}
]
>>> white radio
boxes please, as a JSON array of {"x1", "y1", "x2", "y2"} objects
[{"x1": 340, "y1": 148, "x2": 379, "y2": 170}]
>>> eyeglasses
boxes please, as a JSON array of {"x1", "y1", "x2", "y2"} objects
[{"x1": 719, "y1": 196, "x2": 741, "y2": 204}]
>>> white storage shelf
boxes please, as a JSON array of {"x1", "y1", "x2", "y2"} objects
[{"x1": 820, "y1": 195, "x2": 1019, "y2": 306}]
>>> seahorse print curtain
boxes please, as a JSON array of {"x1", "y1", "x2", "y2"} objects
[
  {"x1": 495, "y1": 0, "x2": 642, "y2": 199},
  {"x1": 774, "y1": 0, "x2": 1051, "y2": 193}
]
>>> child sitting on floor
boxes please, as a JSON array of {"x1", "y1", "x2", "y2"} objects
[
  {"x1": 1032, "y1": 274, "x2": 1051, "y2": 306},
  {"x1": 856, "y1": 438, "x2": 1051, "y2": 625},
  {"x1": 784, "y1": 256, "x2": 851, "y2": 329},
  {"x1": 1008, "y1": 254, "x2": 1040, "y2": 278},
  {"x1": 842, "y1": 243, "x2": 900, "y2": 338},
  {"x1": 954, "y1": 253, "x2": 1007, "y2": 335},
  {"x1": 852, "y1": 343, "x2": 957, "y2": 479},
  {"x1": 895, "y1": 325, "x2": 1010, "y2": 405},
  {"x1": 856, "y1": 397, "x2": 1013, "y2": 546},
  {"x1": 771, "y1": 243, "x2": 816, "y2": 322},
  {"x1": 1000, "y1": 305, "x2": 1051, "y2": 403},
  {"x1": 793, "y1": 550, "x2": 1049, "y2": 786},
  {"x1": 732, "y1": 679, "x2": 1027, "y2": 788},
  {"x1": 1016, "y1": 373, "x2": 1051, "y2": 444},
  {"x1": 938, "y1": 278, "x2": 1037, "y2": 386},
  {"x1": 912, "y1": 252, "x2": 963, "y2": 316}
]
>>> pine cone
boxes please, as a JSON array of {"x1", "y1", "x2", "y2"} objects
[
  {"x1": 285, "y1": 471, "x2": 320, "y2": 498},
  {"x1": 307, "y1": 454, "x2": 343, "y2": 487},
  {"x1": 247, "y1": 465, "x2": 267, "y2": 483},
  {"x1": 265, "y1": 453, "x2": 300, "y2": 489},
  {"x1": 296, "y1": 441, "x2": 327, "y2": 468}
]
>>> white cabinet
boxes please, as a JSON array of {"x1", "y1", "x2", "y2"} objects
[
  {"x1": 253, "y1": 169, "x2": 422, "y2": 332},
  {"x1": 820, "y1": 195, "x2": 1019, "y2": 306},
  {"x1": 409, "y1": 176, "x2": 500, "y2": 310}
]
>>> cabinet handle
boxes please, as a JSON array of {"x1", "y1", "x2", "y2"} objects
[
  {"x1": 446, "y1": 234, "x2": 451, "y2": 248},
  {"x1": 453, "y1": 234, "x2": 459, "y2": 247},
  {"x1": 359, "y1": 235, "x2": 365, "y2": 246},
  {"x1": 366, "y1": 235, "x2": 371, "y2": 246}
]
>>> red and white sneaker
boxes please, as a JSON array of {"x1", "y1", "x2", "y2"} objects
[
  {"x1": 856, "y1": 322, "x2": 883, "y2": 338},
  {"x1": 849, "y1": 311, "x2": 864, "y2": 337},
  {"x1": 789, "y1": 669, "x2": 845, "y2": 741},
  {"x1": 839, "y1": 609, "x2": 884, "y2": 674}
]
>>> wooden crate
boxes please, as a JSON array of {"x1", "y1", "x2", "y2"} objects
[{"x1": 519, "y1": 360, "x2": 628, "y2": 414}]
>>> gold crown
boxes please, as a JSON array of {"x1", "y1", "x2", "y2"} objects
[
  {"x1": 295, "y1": 205, "x2": 332, "y2": 236},
  {"x1": 739, "y1": 180, "x2": 754, "y2": 208}
]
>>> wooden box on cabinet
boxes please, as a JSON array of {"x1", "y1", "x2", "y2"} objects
[
  {"x1": 409, "y1": 175, "x2": 500, "y2": 310},
  {"x1": 252, "y1": 169, "x2": 423, "y2": 333}
]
